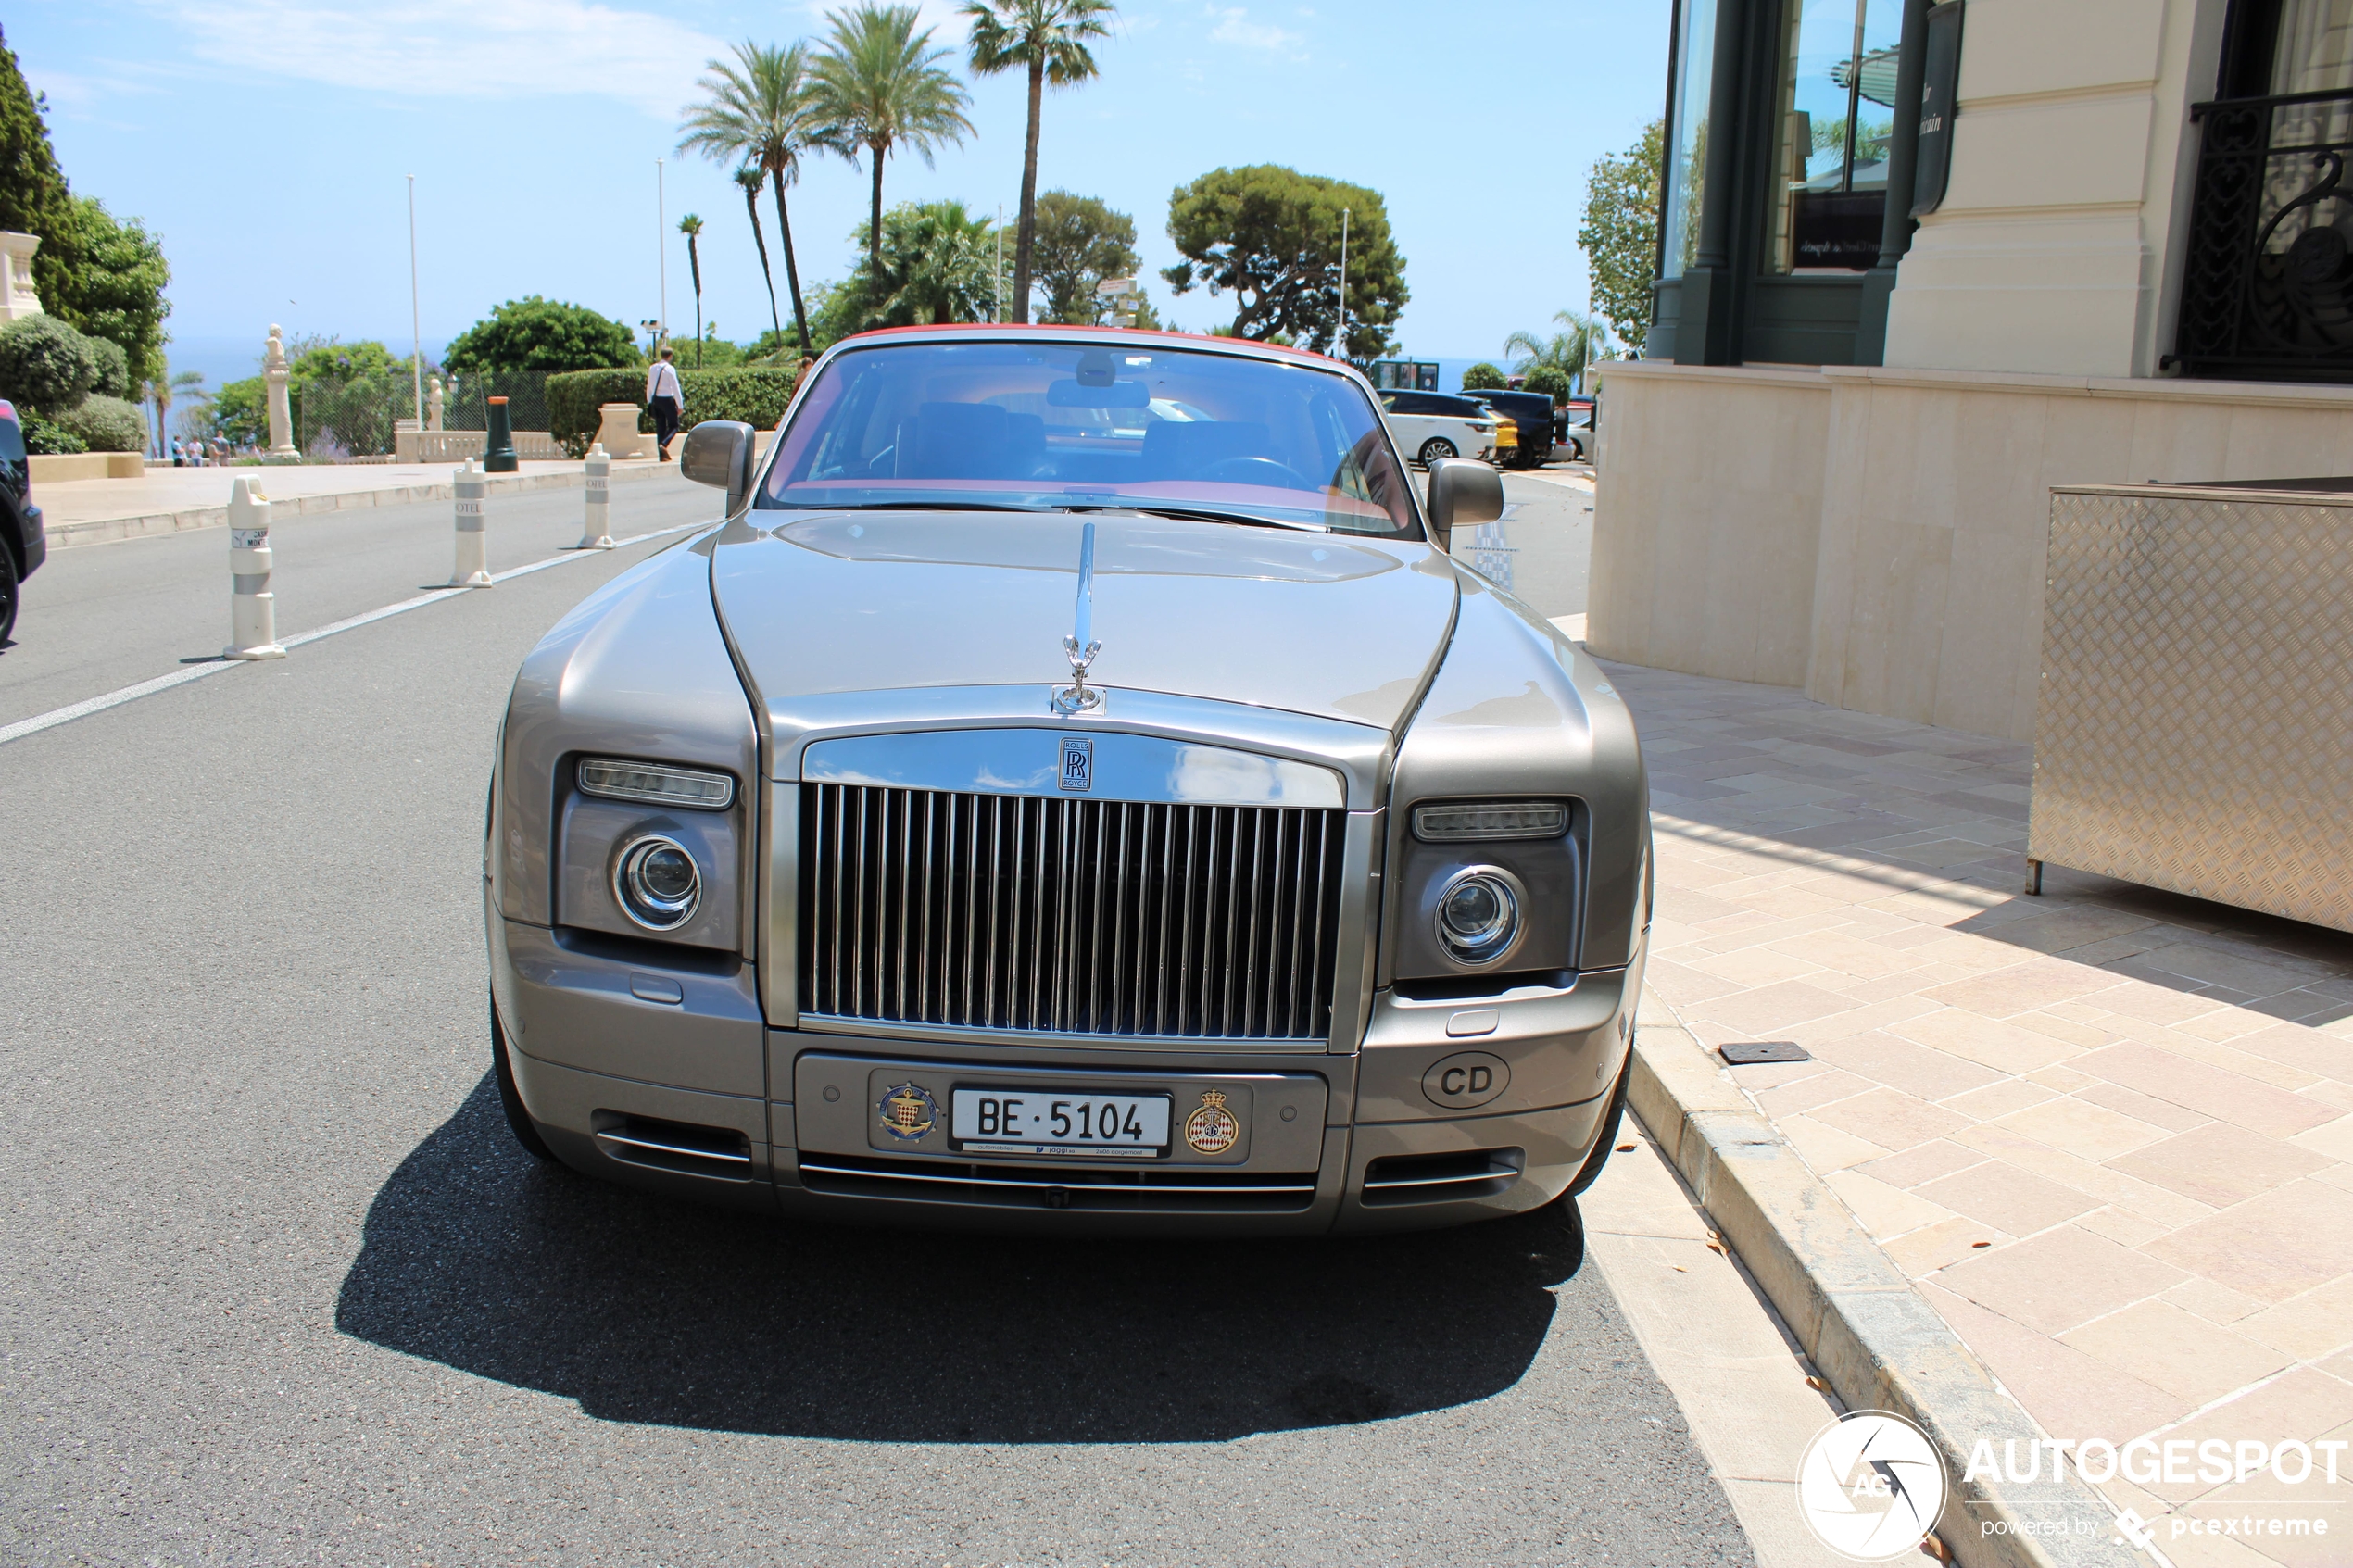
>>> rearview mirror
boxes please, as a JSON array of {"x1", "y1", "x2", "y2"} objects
[
  {"x1": 1047, "y1": 378, "x2": 1150, "y2": 408},
  {"x1": 680, "y1": 420, "x2": 757, "y2": 513},
  {"x1": 1424, "y1": 457, "x2": 1503, "y2": 553}
]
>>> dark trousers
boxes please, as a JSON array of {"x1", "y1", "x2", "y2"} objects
[{"x1": 650, "y1": 395, "x2": 681, "y2": 457}]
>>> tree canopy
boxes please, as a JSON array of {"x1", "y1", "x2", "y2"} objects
[
  {"x1": 0, "y1": 33, "x2": 172, "y2": 388},
  {"x1": 1579, "y1": 119, "x2": 1662, "y2": 355},
  {"x1": 0, "y1": 29, "x2": 75, "y2": 330},
  {"x1": 1460, "y1": 361, "x2": 1506, "y2": 391},
  {"x1": 826, "y1": 200, "x2": 999, "y2": 332},
  {"x1": 1030, "y1": 191, "x2": 1139, "y2": 324},
  {"x1": 443, "y1": 297, "x2": 638, "y2": 374},
  {"x1": 1163, "y1": 165, "x2": 1403, "y2": 358}
]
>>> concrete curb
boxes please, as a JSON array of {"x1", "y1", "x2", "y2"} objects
[
  {"x1": 1627, "y1": 992, "x2": 2143, "y2": 1568},
  {"x1": 41, "y1": 462, "x2": 673, "y2": 551}
]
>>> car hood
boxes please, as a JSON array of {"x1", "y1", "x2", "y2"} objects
[{"x1": 709, "y1": 509, "x2": 1460, "y2": 731}]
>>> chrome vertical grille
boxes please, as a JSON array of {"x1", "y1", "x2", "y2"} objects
[{"x1": 799, "y1": 784, "x2": 1345, "y2": 1041}]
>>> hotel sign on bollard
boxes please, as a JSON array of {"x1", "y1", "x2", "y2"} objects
[
  {"x1": 447, "y1": 458, "x2": 493, "y2": 588},
  {"x1": 578, "y1": 443, "x2": 615, "y2": 549},
  {"x1": 222, "y1": 478, "x2": 285, "y2": 659}
]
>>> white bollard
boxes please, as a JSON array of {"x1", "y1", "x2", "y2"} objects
[
  {"x1": 223, "y1": 478, "x2": 285, "y2": 660},
  {"x1": 447, "y1": 458, "x2": 492, "y2": 588},
  {"x1": 578, "y1": 443, "x2": 614, "y2": 549}
]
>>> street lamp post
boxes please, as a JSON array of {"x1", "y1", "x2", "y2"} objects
[
  {"x1": 656, "y1": 158, "x2": 668, "y2": 352},
  {"x1": 407, "y1": 175, "x2": 423, "y2": 433},
  {"x1": 1335, "y1": 207, "x2": 1350, "y2": 361}
]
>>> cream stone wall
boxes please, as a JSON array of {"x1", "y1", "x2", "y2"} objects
[
  {"x1": 1592, "y1": 362, "x2": 2353, "y2": 741},
  {"x1": 1881, "y1": 0, "x2": 2226, "y2": 378},
  {"x1": 1585, "y1": 362, "x2": 1829, "y2": 688}
]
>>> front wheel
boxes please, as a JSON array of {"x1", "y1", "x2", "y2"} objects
[
  {"x1": 1416, "y1": 437, "x2": 1457, "y2": 466},
  {"x1": 0, "y1": 542, "x2": 19, "y2": 646},
  {"x1": 1566, "y1": 1052, "x2": 1633, "y2": 1198},
  {"x1": 491, "y1": 998, "x2": 556, "y2": 1162}
]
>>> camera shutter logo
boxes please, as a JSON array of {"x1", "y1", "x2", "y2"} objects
[{"x1": 1795, "y1": 1411, "x2": 1948, "y2": 1562}]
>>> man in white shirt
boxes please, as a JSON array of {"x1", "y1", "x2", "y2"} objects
[{"x1": 645, "y1": 346, "x2": 685, "y2": 461}]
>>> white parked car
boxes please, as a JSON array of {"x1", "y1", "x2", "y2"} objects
[{"x1": 1378, "y1": 390, "x2": 1501, "y2": 468}]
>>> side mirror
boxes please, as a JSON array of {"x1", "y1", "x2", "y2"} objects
[
  {"x1": 1425, "y1": 457, "x2": 1503, "y2": 553},
  {"x1": 680, "y1": 420, "x2": 757, "y2": 513}
]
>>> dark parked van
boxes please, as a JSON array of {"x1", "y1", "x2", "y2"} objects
[
  {"x1": 0, "y1": 399, "x2": 47, "y2": 643},
  {"x1": 1464, "y1": 388, "x2": 1557, "y2": 468}
]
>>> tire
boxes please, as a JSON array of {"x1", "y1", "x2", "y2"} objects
[
  {"x1": 0, "y1": 540, "x2": 18, "y2": 646},
  {"x1": 1565, "y1": 1051, "x2": 1633, "y2": 1198},
  {"x1": 491, "y1": 997, "x2": 557, "y2": 1162},
  {"x1": 1416, "y1": 437, "x2": 1457, "y2": 466}
]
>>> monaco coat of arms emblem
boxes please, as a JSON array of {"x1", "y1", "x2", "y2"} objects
[
  {"x1": 1183, "y1": 1088, "x2": 1240, "y2": 1155},
  {"x1": 878, "y1": 1082, "x2": 938, "y2": 1140}
]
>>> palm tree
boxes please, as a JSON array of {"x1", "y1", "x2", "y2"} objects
[
  {"x1": 678, "y1": 214, "x2": 707, "y2": 368},
  {"x1": 1504, "y1": 309, "x2": 1614, "y2": 390},
  {"x1": 147, "y1": 367, "x2": 207, "y2": 458},
  {"x1": 857, "y1": 201, "x2": 999, "y2": 325},
  {"x1": 964, "y1": 0, "x2": 1114, "y2": 325},
  {"x1": 678, "y1": 41, "x2": 838, "y2": 356},
  {"x1": 732, "y1": 166, "x2": 782, "y2": 344},
  {"x1": 813, "y1": 5, "x2": 974, "y2": 277}
]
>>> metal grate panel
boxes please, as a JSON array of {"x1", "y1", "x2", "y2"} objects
[
  {"x1": 2031, "y1": 485, "x2": 2353, "y2": 933},
  {"x1": 800, "y1": 784, "x2": 1345, "y2": 1040}
]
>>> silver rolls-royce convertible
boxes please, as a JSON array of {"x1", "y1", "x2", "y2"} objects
[{"x1": 485, "y1": 325, "x2": 1651, "y2": 1234}]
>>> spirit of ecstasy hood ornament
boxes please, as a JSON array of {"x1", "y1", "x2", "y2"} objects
[{"x1": 1052, "y1": 521, "x2": 1103, "y2": 714}]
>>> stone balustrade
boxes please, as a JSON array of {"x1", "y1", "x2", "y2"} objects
[{"x1": 394, "y1": 427, "x2": 569, "y2": 463}]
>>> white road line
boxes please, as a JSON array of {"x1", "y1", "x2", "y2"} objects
[{"x1": 0, "y1": 521, "x2": 707, "y2": 750}]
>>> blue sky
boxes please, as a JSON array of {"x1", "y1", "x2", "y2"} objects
[{"x1": 14, "y1": 0, "x2": 1668, "y2": 387}]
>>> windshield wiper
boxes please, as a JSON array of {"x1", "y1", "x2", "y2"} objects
[
  {"x1": 793, "y1": 499, "x2": 1049, "y2": 512},
  {"x1": 1085, "y1": 505, "x2": 1322, "y2": 533}
]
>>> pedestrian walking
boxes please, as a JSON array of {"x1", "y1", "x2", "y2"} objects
[{"x1": 645, "y1": 346, "x2": 684, "y2": 462}]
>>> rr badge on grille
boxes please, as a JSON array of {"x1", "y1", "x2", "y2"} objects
[
  {"x1": 878, "y1": 1082, "x2": 938, "y2": 1140},
  {"x1": 1058, "y1": 735, "x2": 1093, "y2": 793},
  {"x1": 1184, "y1": 1088, "x2": 1240, "y2": 1155}
]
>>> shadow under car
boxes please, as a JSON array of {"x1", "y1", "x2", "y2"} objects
[{"x1": 334, "y1": 1074, "x2": 1582, "y2": 1442}]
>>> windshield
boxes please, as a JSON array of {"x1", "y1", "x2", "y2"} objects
[{"x1": 757, "y1": 337, "x2": 1422, "y2": 537}]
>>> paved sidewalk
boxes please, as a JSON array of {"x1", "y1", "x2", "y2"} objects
[
  {"x1": 33, "y1": 458, "x2": 667, "y2": 547},
  {"x1": 1604, "y1": 658, "x2": 2353, "y2": 1566}
]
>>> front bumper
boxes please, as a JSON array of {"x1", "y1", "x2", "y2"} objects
[{"x1": 491, "y1": 916, "x2": 1641, "y2": 1236}]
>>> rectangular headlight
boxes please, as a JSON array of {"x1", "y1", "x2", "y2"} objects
[
  {"x1": 578, "y1": 758, "x2": 736, "y2": 811},
  {"x1": 1412, "y1": 801, "x2": 1567, "y2": 842}
]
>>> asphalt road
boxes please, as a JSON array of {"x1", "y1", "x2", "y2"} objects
[
  {"x1": 0, "y1": 472, "x2": 1759, "y2": 1566},
  {"x1": 0, "y1": 470, "x2": 714, "y2": 727},
  {"x1": 1460, "y1": 469, "x2": 1596, "y2": 621}
]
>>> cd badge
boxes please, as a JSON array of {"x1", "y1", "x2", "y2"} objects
[
  {"x1": 1184, "y1": 1088, "x2": 1240, "y2": 1155},
  {"x1": 878, "y1": 1082, "x2": 938, "y2": 1140}
]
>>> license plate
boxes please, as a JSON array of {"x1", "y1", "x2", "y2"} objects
[{"x1": 950, "y1": 1087, "x2": 1170, "y2": 1158}]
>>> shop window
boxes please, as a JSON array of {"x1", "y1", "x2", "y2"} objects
[
  {"x1": 1660, "y1": 0, "x2": 1719, "y2": 279},
  {"x1": 1765, "y1": 0, "x2": 1902, "y2": 273}
]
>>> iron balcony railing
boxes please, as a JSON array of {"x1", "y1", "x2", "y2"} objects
[
  {"x1": 799, "y1": 784, "x2": 1346, "y2": 1043},
  {"x1": 2174, "y1": 86, "x2": 2353, "y2": 381}
]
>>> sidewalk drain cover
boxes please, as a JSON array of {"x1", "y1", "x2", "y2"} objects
[{"x1": 1719, "y1": 1040, "x2": 1811, "y2": 1065}]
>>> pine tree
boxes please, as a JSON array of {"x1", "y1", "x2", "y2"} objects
[{"x1": 0, "y1": 25, "x2": 79, "y2": 318}]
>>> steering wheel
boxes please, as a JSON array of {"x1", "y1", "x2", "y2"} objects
[{"x1": 1195, "y1": 455, "x2": 1309, "y2": 488}]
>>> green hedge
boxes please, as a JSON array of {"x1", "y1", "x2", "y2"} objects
[{"x1": 545, "y1": 366, "x2": 800, "y2": 458}]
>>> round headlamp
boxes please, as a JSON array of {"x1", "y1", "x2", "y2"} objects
[
  {"x1": 614, "y1": 835, "x2": 700, "y2": 931},
  {"x1": 1434, "y1": 866, "x2": 1525, "y2": 967}
]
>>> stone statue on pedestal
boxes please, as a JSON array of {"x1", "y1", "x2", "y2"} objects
[
  {"x1": 264, "y1": 325, "x2": 297, "y2": 458},
  {"x1": 426, "y1": 375, "x2": 444, "y2": 432}
]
